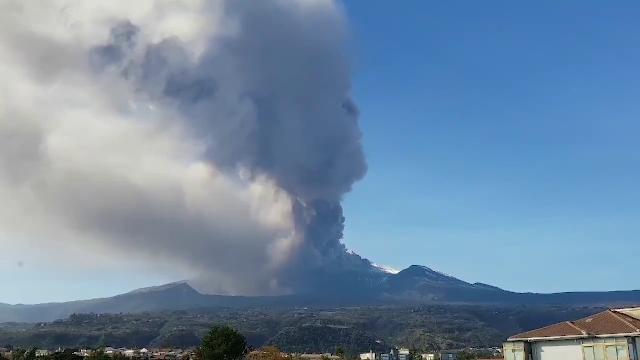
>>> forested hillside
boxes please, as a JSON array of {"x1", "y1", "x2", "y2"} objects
[{"x1": 0, "y1": 305, "x2": 600, "y2": 354}]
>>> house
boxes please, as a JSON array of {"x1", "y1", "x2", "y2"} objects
[
  {"x1": 104, "y1": 347, "x2": 121, "y2": 356},
  {"x1": 503, "y1": 307, "x2": 640, "y2": 360},
  {"x1": 439, "y1": 352, "x2": 457, "y2": 360},
  {"x1": 398, "y1": 348, "x2": 410, "y2": 360},
  {"x1": 74, "y1": 349, "x2": 93, "y2": 357},
  {"x1": 124, "y1": 349, "x2": 137, "y2": 357},
  {"x1": 420, "y1": 354, "x2": 435, "y2": 360},
  {"x1": 381, "y1": 348, "x2": 400, "y2": 360},
  {"x1": 35, "y1": 350, "x2": 51, "y2": 357},
  {"x1": 360, "y1": 351, "x2": 376, "y2": 360}
]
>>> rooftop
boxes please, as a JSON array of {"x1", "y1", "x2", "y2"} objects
[{"x1": 509, "y1": 308, "x2": 640, "y2": 341}]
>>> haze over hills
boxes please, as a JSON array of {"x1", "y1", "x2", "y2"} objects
[{"x1": 2, "y1": 264, "x2": 640, "y2": 323}]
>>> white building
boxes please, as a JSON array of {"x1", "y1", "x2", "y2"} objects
[
  {"x1": 104, "y1": 347, "x2": 121, "y2": 356},
  {"x1": 360, "y1": 351, "x2": 376, "y2": 360},
  {"x1": 124, "y1": 349, "x2": 137, "y2": 357},
  {"x1": 420, "y1": 354, "x2": 435, "y2": 360},
  {"x1": 439, "y1": 352, "x2": 457, "y2": 360},
  {"x1": 504, "y1": 307, "x2": 640, "y2": 360},
  {"x1": 35, "y1": 350, "x2": 51, "y2": 357},
  {"x1": 397, "y1": 348, "x2": 410, "y2": 360},
  {"x1": 74, "y1": 349, "x2": 92, "y2": 357}
]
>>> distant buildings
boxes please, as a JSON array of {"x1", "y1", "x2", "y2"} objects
[
  {"x1": 299, "y1": 354, "x2": 340, "y2": 360},
  {"x1": 362, "y1": 348, "x2": 477, "y2": 360},
  {"x1": 1, "y1": 344, "x2": 500, "y2": 360},
  {"x1": 504, "y1": 307, "x2": 640, "y2": 360},
  {"x1": 66, "y1": 347, "x2": 194, "y2": 359},
  {"x1": 379, "y1": 347, "x2": 413, "y2": 360}
]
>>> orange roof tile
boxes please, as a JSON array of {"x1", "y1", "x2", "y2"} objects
[
  {"x1": 508, "y1": 309, "x2": 640, "y2": 340},
  {"x1": 509, "y1": 321, "x2": 585, "y2": 340}
]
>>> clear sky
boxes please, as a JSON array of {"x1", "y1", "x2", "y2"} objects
[
  {"x1": 2, "y1": 1, "x2": 639, "y2": 304},
  {"x1": 342, "y1": 0, "x2": 640, "y2": 293}
]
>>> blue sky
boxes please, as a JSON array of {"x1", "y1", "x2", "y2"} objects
[
  {"x1": 342, "y1": 1, "x2": 640, "y2": 293},
  {"x1": 3, "y1": 1, "x2": 640, "y2": 304}
]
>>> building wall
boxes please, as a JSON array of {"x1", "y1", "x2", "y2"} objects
[{"x1": 532, "y1": 340, "x2": 583, "y2": 360}]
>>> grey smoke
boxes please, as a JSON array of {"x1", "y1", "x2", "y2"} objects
[
  {"x1": 91, "y1": 2, "x2": 369, "y2": 279},
  {"x1": 95, "y1": 2, "x2": 367, "y2": 201},
  {"x1": 0, "y1": 0, "x2": 373, "y2": 295}
]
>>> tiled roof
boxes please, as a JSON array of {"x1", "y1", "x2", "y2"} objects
[
  {"x1": 509, "y1": 309, "x2": 640, "y2": 340},
  {"x1": 508, "y1": 321, "x2": 585, "y2": 340},
  {"x1": 574, "y1": 310, "x2": 640, "y2": 335}
]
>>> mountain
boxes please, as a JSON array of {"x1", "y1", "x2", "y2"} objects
[
  {"x1": 379, "y1": 265, "x2": 640, "y2": 306},
  {"x1": 383, "y1": 265, "x2": 491, "y2": 299},
  {"x1": 0, "y1": 282, "x2": 298, "y2": 323},
  {"x1": 2, "y1": 265, "x2": 640, "y2": 323}
]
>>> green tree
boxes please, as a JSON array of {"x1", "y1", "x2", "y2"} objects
[
  {"x1": 335, "y1": 347, "x2": 345, "y2": 359},
  {"x1": 408, "y1": 349, "x2": 420, "y2": 360},
  {"x1": 246, "y1": 347, "x2": 290, "y2": 360},
  {"x1": 197, "y1": 325, "x2": 247, "y2": 360},
  {"x1": 87, "y1": 349, "x2": 109, "y2": 360},
  {"x1": 456, "y1": 351, "x2": 475, "y2": 360},
  {"x1": 11, "y1": 349, "x2": 27, "y2": 360},
  {"x1": 23, "y1": 349, "x2": 36, "y2": 360},
  {"x1": 49, "y1": 350, "x2": 83, "y2": 360},
  {"x1": 112, "y1": 353, "x2": 128, "y2": 360}
]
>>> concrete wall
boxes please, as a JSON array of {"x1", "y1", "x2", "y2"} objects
[
  {"x1": 532, "y1": 340, "x2": 583, "y2": 360},
  {"x1": 506, "y1": 337, "x2": 640, "y2": 360}
]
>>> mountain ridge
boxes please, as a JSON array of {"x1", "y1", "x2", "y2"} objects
[{"x1": 2, "y1": 264, "x2": 640, "y2": 323}]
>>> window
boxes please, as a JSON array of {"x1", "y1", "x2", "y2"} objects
[
  {"x1": 513, "y1": 351, "x2": 524, "y2": 360},
  {"x1": 504, "y1": 349, "x2": 524, "y2": 360},
  {"x1": 584, "y1": 343, "x2": 629, "y2": 360},
  {"x1": 606, "y1": 346, "x2": 618, "y2": 360},
  {"x1": 504, "y1": 342, "x2": 527, "y2": 360},
  {"x1": 583, "y1": 343, "x2": 630, "y2": 360},
  {"x1": 583, "y1": 344, "x2": 605, "y2": 360},
  {"x1": 615, "y1": 345, "x2": 629, "y2": 360}
]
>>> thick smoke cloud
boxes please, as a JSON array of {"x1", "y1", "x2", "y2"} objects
[{"x1": 0, "y1": 0, "x2": 372, "y2": 295}]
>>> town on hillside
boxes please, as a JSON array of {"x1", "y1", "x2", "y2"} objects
[
  {"x1": 0, "y1": 321, "x2": 503, "y2": 360},
  {"x1": 0, "y1": 344, "x2": 503, "y2": 360},
  {"x1": 7, "y1": 306, "x2": 640, "y2": 360}
]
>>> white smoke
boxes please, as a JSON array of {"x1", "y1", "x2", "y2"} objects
[{"x1": 0, "y1": 0, "x2": 367, "y2": 295}]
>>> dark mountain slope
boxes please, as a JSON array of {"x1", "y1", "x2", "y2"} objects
[
  {"x1": 1, "y1": 265, "x2": 639, "y2": 323},
  {"x1": 0, "y1": 305, "x2": 604, "y2": 351}
]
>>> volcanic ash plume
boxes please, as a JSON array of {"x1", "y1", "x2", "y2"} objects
[{"x1": 0, "y1": 0, "x2": 370, "y2": 295}]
